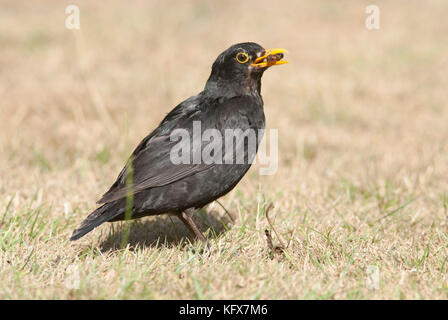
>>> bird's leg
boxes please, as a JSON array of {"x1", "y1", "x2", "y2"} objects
[{"x1": 177, "y1": 208, "x2": 207, "y2": 244}]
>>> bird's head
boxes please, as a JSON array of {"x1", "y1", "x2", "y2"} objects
[{"x1": 205, "y1": 42, "x2": 288, "y2": 97}]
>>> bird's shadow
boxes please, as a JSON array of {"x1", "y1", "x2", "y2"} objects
[{"x1": 98, "y1": 208, "x2": 234, "y2": 252}]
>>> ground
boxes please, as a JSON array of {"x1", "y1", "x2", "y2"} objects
[{"x1": 0, "y1": 0, "x2": 447, "y2": 299}]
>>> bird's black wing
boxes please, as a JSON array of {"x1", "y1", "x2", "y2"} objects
[{"x1": 97, "y1": 94, "x2": 262, "y2": 204}]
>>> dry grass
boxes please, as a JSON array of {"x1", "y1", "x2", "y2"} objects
[{"x1": 1, "y1": 0, "x2": 448, "y2": 299}]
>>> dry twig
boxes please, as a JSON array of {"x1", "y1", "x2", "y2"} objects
[{"x1": 264, "y1": 203, "x2": 285, "y2": 256}]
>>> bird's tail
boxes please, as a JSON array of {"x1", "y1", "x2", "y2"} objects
[{"x1": 70, "y1": 201, "x2": 124, "y2": 241}]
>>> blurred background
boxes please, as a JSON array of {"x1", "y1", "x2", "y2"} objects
[{"x1": 1, "y1": 0, "x2": 448, "y2": 299}]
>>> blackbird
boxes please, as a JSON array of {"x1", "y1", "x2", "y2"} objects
[{"x1": 70, "y1": 42, "x2": 287, "y2": 242}]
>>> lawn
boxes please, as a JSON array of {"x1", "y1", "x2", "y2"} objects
[{"x1": 0, "y1": 0, "x2": 447, "y2": 299}]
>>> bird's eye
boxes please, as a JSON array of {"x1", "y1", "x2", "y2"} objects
[{"x1": 235, "y1": 52, "x2": 249, "y2": 64}]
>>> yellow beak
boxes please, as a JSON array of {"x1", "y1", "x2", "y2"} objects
[{"x1": 252, "y1": 48, "x2": 288, "y2": 69}]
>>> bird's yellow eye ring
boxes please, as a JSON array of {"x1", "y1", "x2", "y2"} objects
[{"x1": 235, "y1": 52, "x2": 249, "y2": 64}]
